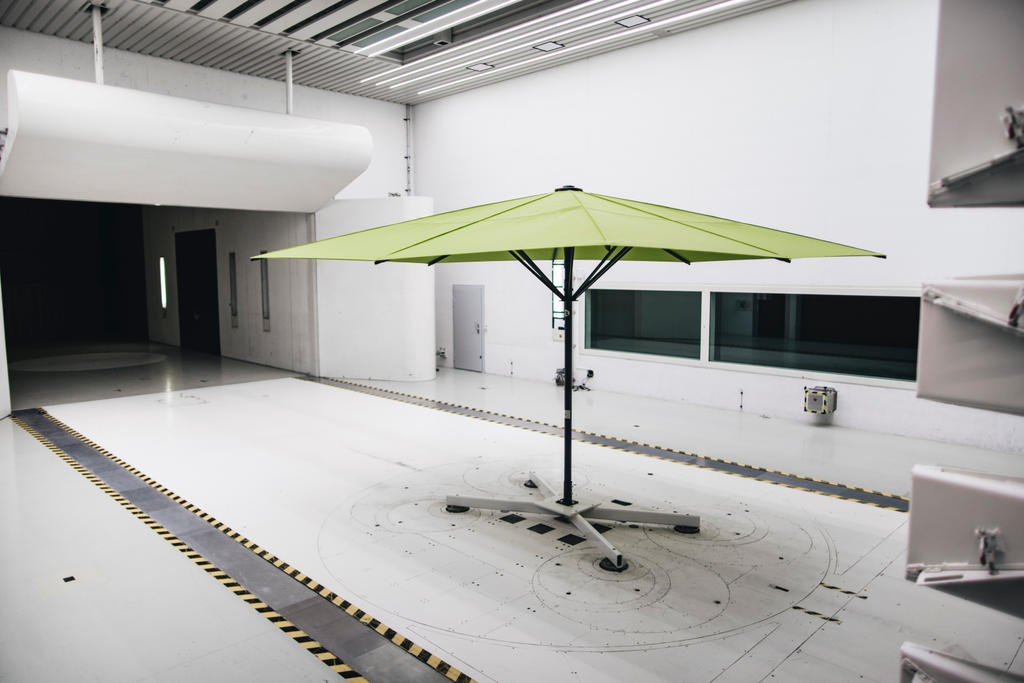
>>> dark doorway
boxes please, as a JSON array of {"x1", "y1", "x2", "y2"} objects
[
  {"x1": 175, "y1": 229, "x2": 221, "y2": 355},
  {"x1": 0, "y1": 197, "x2": 148, "y2": 348}
]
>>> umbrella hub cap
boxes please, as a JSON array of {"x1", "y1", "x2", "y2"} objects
[{"x1": 554, "y1": 185, "x2": 583, "y2": 192}]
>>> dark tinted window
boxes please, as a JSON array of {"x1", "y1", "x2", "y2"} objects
[
  {"x1": 586, "y1": 290, "x2": 701, "y2": 359},
  {"x1": 711, "y1": 293, "x2": 919, "y2": 380}
]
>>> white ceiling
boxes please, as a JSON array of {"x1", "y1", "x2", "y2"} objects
[{"x1": 0, "y1": 0, "x2": 792, "y2": 104}]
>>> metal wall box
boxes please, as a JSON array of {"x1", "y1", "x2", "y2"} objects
[{"x1": 804, "y1": 386, "x2": 837, "y2": 414}]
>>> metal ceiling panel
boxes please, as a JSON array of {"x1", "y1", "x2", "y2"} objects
[
  {"x1": 120, "y1": 12, "x2": 177, "y2": 52},
  {"x1": 1, "y1": 0, "x2": 36, "y2": 26},
  {"x1": 0, "y1": 0, "x2": 794, "y2": 106},
  {"x1": 254, "y1": 0, "x2": 346, "y2": 34},
  {"x1": 22, "y1": 0, "x2": 57, "y2": 30},
  {"x1": 32, "y1": 1, "x2": 76, "y2": 33},
  {"x1": 162, "y1": 0, "x2": 198, "y2": 10},
  {"x1": 224, "y1": 1, "x2": 297, "y2": 27},
  {"x1": 195, "y1": 0, "x2": 249, "y2": 19},
  {"x1": 101, "y1": 4, "x2": 153, "y2": 43},
  {"x1": 137, "y1": 15, "x2": 196, "y2": 55},
  {"x1": 46, "y1": 3, "x2": 84, "y2": 37}
]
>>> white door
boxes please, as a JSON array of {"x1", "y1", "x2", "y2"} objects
[{"x1": 453, "y1": 285, "x2": 484, "y2": 372}]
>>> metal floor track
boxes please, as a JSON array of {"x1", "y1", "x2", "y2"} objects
[
  {"x1": 12, "y1": 407, "x2": 474, "y2": 683},
  {"x1": 314, "y1": 377, "x2": 910, "y2": 513}
]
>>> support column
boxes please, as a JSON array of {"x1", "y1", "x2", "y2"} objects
[
  {"x1": 560, "y1": 247, "x2": 575, "y2": 506},
  {"x1": 283, "y1": 50, "x2": 295, "y2": 114},
  {"x1": 91, "y1": 3, "x2": 104, "y2": 85}
]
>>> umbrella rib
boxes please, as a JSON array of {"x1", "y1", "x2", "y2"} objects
[
  {"x1": 510, "y1": 250, "x2": 563, "y2": 299},
  {"x1": 573, "y1": 247, "x2": 615, "y2": 293},
  {"x1": 573, "y1": 246, "x2": 632, "y2": 301},
  {"x1": 663, "y1": 249, "x2": 691, "y2": 265},
  {"x1": 570, "y1": 192, "x2": 609, "y2": 243},
  {"x1": 384, "y1": 193, "x2": 553, "y2": 260},
  {"x1": 591, "y1": 194, "x2": 783, "y2": 257}
]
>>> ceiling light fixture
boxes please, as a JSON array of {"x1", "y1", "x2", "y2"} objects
[
  {"x1": 616, "y1": 15, "x2": 650, "y2": 28},
  {"x1": 533, "y1": 41, "x2": 564, "y2": 52},
  {"x1": 355, "y1": 0, "x2": 523, "y2": 58},
  {"x1": 384, "y1": 0, "x2": 683, "y2": 91},
  {"x1": 417, "y1": 0, "x2": 761, "y2": 97},
  {"x1": 359, "y1": 0, "x2": 611, "y2": 85},
  {"x1": 467, "y1": 62, "x2": 495, "y2": 71}
]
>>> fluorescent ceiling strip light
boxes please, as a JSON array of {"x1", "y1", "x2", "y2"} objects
[
  {"x1": 359, "y1": 0, "x2": 609, "y2": 84},
  {"x1": 159, "y1": 257, "x2": 167, "y2": 310},
  {"x1": 616, "y1": 14, "x2": 650, "y2": 27},
  {"x1": 381, "y1": 3, "x2": 641, "y2": 87},
  {"x1": 390, "y1": 0, "x2": 680, "y2": 90},
  {"x1": 418, "y1": 0, "x2": 760, "y2": 96},
  {"x1": 355, "y1": 0, "x2": 523, "y2": 57}
]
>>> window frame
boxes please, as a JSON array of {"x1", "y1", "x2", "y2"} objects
[
  {"x1": 580, "y1": 282, "x2": 920, "y2": 390},
  {"x1": 585, "y1": 287, "x2": 703, "y2": 360}
]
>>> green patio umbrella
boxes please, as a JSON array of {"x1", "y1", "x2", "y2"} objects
[{"x1": 256, "y1": 185, "x2": 883, "y2": 570}]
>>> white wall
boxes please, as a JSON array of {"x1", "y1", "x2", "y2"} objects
[
  {"x1": 0, "y1": 273, "x2": 9, "y2": 418},
  {"x1": 142, "y1": 207, "x2": 318, "y2": 374},
  {"x1": 0, "y1": 25, "x2": 413, "y2": 379},
  {"x1": 0, "y1": 26, "x2": 407, "y2": 200},
  {"x1": 315, "y1": 197, "x2": 436, "y2": 380},
  {"x1": 415, "y1": 0, "x2": 1024, "y2": 453}
]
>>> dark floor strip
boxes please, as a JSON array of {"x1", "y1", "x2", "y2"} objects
[
  {"x1": 314, "y1": 378, "x2": 909, "y2": 513},
  {"x1": 13, "y1": 408, "x2": 465, "y2": 683}
]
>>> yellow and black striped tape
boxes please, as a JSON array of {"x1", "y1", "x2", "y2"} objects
[
  {"x1": 791, "y1": 605, "x2": 841, "y2": 623},
  {"x1": 13, "y1": 416, "x2": 366, "y2": 681},
  {"x1": 26, "y1": 411, "x2": 477, "y2": 683},
  {"x1": 323, "y1": 378, "x2": 908, "y2": 512}
]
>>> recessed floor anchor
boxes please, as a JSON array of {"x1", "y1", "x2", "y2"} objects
[
  {"x1": 674, "y1": 524, "x2": 700, "y2": 534},
  {"x1": 524, "y1": 479, "x2": 537, "y2": 489},
  {"x1": 445, "y1": 504, "x2": 470, "y2": 513},
  {"x1": 599, "y1": 557, "x2": 629, "y2": 573}
]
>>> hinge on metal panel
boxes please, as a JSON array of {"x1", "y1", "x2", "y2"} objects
[
  {"x1": 976, "y1": 527, "x2": 1001, "y2": 575},
  {"x1": 1004, "y1": 106, "x2": 1024, "y2": 148}
]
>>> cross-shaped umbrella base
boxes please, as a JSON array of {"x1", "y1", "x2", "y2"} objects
[{"x1": 446, "y1": 472, "x2": 700, "y2": 571}]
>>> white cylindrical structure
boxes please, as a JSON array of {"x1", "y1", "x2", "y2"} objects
[
  {"x1": 315, "y1": 197, "x2": 436, "y2": 381},
  {"x1": 0, "y1": 70, "x2": 372, "y2": 212}
]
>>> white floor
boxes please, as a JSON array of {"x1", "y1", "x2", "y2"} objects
[
  {"x1": 5, "y1": 366, "x2": 1021, "y2": 682},
  {"x1": 6, "y1": 341, "x2": 296, "y2": 410},
  {"x1": 352, "y1": 370, "x2": 1024, "y2": 499},
  {"x1": 0, "y1": 416, "x2": 332, "y2": 682}
]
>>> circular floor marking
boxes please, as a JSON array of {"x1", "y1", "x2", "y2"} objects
[
  {"x1": 10, "y1": 352, "x2": 167, "y2": 372},
  {"x1": 321, "y1": 460, "x2": 832, "y2": 649}
]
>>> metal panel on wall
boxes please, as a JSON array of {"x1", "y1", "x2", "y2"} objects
[{"x1": 916, "y1": 276, "x2": 1024, "y2": 416}]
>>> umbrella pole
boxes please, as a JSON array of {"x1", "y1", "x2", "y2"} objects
[{"x1": 560, "y1": 247, "x2": 576, "y2": 506}]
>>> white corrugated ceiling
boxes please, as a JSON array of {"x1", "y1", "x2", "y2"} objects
[{"x1": 0, "y1": 0, "x2": 792, "y2": 104}]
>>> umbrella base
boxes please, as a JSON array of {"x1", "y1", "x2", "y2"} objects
[{"x1": 445, "y1": 472, "x2": 700, "y2": 572}]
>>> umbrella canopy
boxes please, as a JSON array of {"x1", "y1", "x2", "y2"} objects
[
  {"x1": 256, "y1": 186, "x2": 883, "y2": 529},
  {"x1": 256, "y1": 186, "x2": 882, "y2": 265}
]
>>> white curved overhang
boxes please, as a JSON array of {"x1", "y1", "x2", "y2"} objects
[{"x1": 0, "y1": 70, "x2": 372, "y2": 212}]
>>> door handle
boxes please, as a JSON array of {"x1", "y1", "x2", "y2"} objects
[{"x1": 475, "y1": 322, "x2": 481, "y2": 334}]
